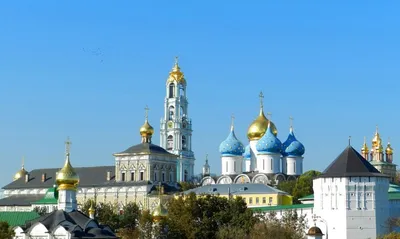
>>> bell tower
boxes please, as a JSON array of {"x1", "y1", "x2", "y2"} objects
[{"x1": 160, "y1": 57, "x2": 195, "y2": 182}]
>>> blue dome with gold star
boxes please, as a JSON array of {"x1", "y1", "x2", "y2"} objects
[
  {"x1": 256, "y1": 124, "x2": 282, "y2": 154},
  {"x1": 219, "y1": 128, "x2": 245, "y2": 156},
  {"x1": 282, "y1": 128, "x2": 305, "y2": 156},
  {"x1": 243, "y1": 144, "x2": 251, "y2": 160}
]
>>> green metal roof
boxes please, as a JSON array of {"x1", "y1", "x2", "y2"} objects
[
  {"x1": 253, "y1": 203, "x2": 314, "y2": 212},
  {"x1": 0, "y1": 211, "x2": 40, "y2": 227},
  {"x1": 32, "y1": 187, "x2": 58, "y2": 205},
  {"x1": 298, "y1": 194, "x2": 314, "y2": 201}
]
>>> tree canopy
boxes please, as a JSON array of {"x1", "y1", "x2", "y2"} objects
[
  {"x1": 277, "y1": 170, "x2": 321, "y2": 203},
  {"x1": 0, "y1": 221, "x2": 15, "y2": 239}
]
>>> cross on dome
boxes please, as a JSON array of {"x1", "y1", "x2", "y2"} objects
[
  {"x1": 231, "y1": 113, "x2": 235, "y2": 130},
  {"x1": 259, "y1": 91, "x2": 264, "y2": 109},
  {"x1": 65, "y1": 137, "x2": 71, "y2": 156},
  {"x1": 144, "y1": 105, "x2": 150, "y2": 121}
]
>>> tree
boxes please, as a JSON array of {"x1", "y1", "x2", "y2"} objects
[
  {"x1": 178, "y1": 182, "x2": 198, "y2": 191},
  {"x1": 165, "y1": 193, "x2": 257, "y2": 239},
  {"x1": 378, "y1": 232, "x2": 400, "y2": 239},
  {"x1": 0, "y1": 221, "x2": 15, "y2": 239},
  {"x1": 250, "y1": 210, "x2": 307, "y2": 239},
  {"x1": 138, "y1": 210, "x2": 153, "y2": 239},
  {"x1": 96, "y1": 202, "x2": 120, "y2": 231},
  {"x1": 119, "y1": 202, "x2": 141, "y2": 239},
  {"x1": 32, "y1": 206, "x2": 47, "y2": 216}
]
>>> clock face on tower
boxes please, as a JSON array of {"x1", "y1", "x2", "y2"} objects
[{"x1": 168, "y1": 121, "x2": 173, "y2": 128}]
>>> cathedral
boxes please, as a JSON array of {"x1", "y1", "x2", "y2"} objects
[
  {"x1": 361, "y1": 126, "x2": 396, "y2": 181},
  {"x1": 201, "y1": 92, "x2": 305, "y2": 186},
  {"x1": 1, "y1": 58, "x2": 195, "y2": 212}
]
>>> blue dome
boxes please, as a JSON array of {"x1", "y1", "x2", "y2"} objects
[
  {"x1": 256, "y1": 124, "x2": 282, "y2": 154},
  {"x1": 219, "y1": 128, "x2": 245, "y2": 156},
  {"x1": 282, "y1": 128, "x2": 305, "y2": 156},
  {"x1": 243, "y1": 144, "x2": 251, "y2": 160}
]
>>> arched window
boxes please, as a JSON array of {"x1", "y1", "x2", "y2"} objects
[
  {"x1": 182, "y1": 135, "x2": 187, "y2": 150},
  {"x1": 169, "y1": 106, "x2": 175, "y2": 120},
  {"x1": 179, "y1": 86, "x2": 184, "y2": 97},
  {"x1": 167, "y1": 135, "x2": 173, "y2": 150},
  {"x1": 169, "y1": 84, "x2": 175, "y2": 98},
  {"x1": 184, "y1": 170, "x2": 188, "y2": 181},
  {"x1": 180, "y1": 106, "x2": 184, "y2": 118}
]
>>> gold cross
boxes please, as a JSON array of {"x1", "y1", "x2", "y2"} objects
[
  {"x1": 65, "y1": 137, "x2": 72, "y2": 155},
  {"x1": 144, "y1": 105, "x2": 150, "y2": 120},
  {"x1": 259, "y1": 91, "x2": 264, "y2": 109},
  {"x1": 21, "y1": 156, "x2": 25, "y2": 168},
  {"x1": 175, "y1": 56, "x2": 179, "y2": 65}
]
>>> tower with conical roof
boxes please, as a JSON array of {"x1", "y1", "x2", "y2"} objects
[
  {"x1": 56, "y1": 137, "x2": 79, "y2": 212},
  {"x1": 160, "y1": 57, "x2": 195, "y2": 182},
  {"x1": 202, "y1": 154, "x2": 210, "y2": 177}
]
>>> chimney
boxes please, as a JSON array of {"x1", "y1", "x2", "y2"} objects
[
  {"x1": 106, "y1": 171, "x2": 111, "y2": 181},
  {"x1": 25, "y1": 174, "x2": 29, "y2": 183},
  {"x1": 41, "y1": 173, "x2": 46, "y2": 182}
]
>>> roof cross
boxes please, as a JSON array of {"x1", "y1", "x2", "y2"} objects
[
  {"x1": 65, "y1": 137, "x2": 72, "y2": 156},
  {"x1": 144, "y1": 105, "x2": 150, "y2": 121},
  {"x1": 259, "y1": 91, "x2": 264, "y2": 109}
]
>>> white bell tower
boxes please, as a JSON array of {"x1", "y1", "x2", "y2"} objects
[{"x1": 160, "y1": 57, "x2": 195, "y2": 182}]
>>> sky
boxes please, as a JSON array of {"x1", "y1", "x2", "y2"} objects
[{"x1": 1, "y1": 1, "x2": 400, "y2": 186}]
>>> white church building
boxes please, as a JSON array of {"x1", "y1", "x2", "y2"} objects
[{"x1": 258, "y1": 145, "x2": 400, "y2": 239}]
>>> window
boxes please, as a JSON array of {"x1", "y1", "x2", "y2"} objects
[
  {"x1": 256, "y1": 197, "x2": 259, "y2": 204},
  {"x1": 131, "y1": 172, "x2": 135, "y2": 181},
  {"x1": 182, "y1": 135, "x2": 187, "y2": 150},
  {"x1": 167, "y1": 135, "x2": 173, "y2": 150},
  {"x1": 169, "y1": 106, "x2": 175, "y2": 120},
  {"x1": 162, "y1": 172, "x2": 165, "y2": 182},
  {"x1": 269, "y1": 197, "x2": 273, "y2": 204},
  {"x1": 270, "y1": 158, "x2": 273, "y2": 170},
  {"x1": 262, "y1": 197, "x2": 266, "y2": 204},
  {"x1": 140, "y1": 171, "x2": 144, "y2": 181},
  {"x1": 154, "y1": 172, "x2": 157, "y2": 181},
  {"x1": 263, "y1": 160, "x2": 265, "y2": 170},
  {"x1": 170, "y1": 172, "x2": 173, "y2": 182},
  {"x1": 234, "y1": 161, "x2": 236, "y2": 171},
  {"x1": 121, "y1": 172, "x2": 126, "y2": 181},
  {"x1": 226, "y1": 162, "x2": 228, "y2": 172},
  {"x1": 249, "y1": 197, "x2": 253, "y2": 204},
  {"x1": 180, "y1": 106, "x2": 184, "y2": 118},
  {"x1": 184, "y1": 170, "x2": 188, "y2": 181},
  {"x1": 169, "y1": 84, "x2": 175, "y2": 98}
]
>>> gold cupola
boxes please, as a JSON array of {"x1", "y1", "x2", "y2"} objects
[
  {"x1": 56, "y1": 138, "x2": 80, "y2": 191},
  {"x1": 153, "y1": 184, "x2": 168, "y2": 222},
  {"x1": 13, "y1": 157, "x2": 28, "y2": 181},
  {"x1": 386, "y1": 139, "x2": 393, "y2": 155},
  {"x1": 247, "y1": 92, "x2": 277, "y2": 141},
  {"x1": 361, "y1": 137, "x2": 369, "y2": 154},
  {"x1": 376, "y1": 139, "x2": 384, "y2": 153},
  {"x1": 372, "y1": 125, "x2": 381, "y2": 147},
  {"x1": 166, "y1": 56, "x2": 186, "y2": 85},
  {"x1": 140, "y1": 106, "x2": 154, "y2": 143}
]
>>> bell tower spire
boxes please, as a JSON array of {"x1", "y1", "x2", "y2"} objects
[{"x1": 160, "y1": 57, "x2": 195, "y2": 182}]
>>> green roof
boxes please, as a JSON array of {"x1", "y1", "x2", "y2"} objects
[
  {"x1": 0, "y1": 211, "x2": 40, "y2": 227},
  {"x1": 298, "y1": 194, "x2": 314, "y2": 201},
  {"x1": 389, "y1": 192, "x2": 400, "y2": 200},
  {"x1": 32, "y1": 187, "x2": 58, "y2": 205},
  {"x1": 253, "y1": 203, "x2": 314, "y2": 212}
]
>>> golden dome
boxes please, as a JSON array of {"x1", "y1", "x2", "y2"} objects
[
  {"x1": 153, "y1": 201, "x2": 168, "y2": 222},
  {"x1": 13, "y1": 166, "x2": 28, "y2": 181},
  {"x1": 166, "y1": 57, "x2": 186, "y2": 85},
  {"x1": 361, "y1": 137, "x2": 369, "y2": 154},
  {"x1": 372, "y1": 126, "x2": 381, "y2": 147},
  {"x1": 88, "y1": 200, "x2": 95, "y2": 215},
  {"x1": 56, "y1": 153, "x2": 79, "y2": 191},
  {"x1": 376, "y1": 140, "x2": 384, "y2": 153},
  {"x1": 386, "y1": 141, "x2": 393, "y2": 155},
  {"x1": 140, "y1": 120, "x2": 154, "y2": 137},
  {"x1": 247, "y1": 109, "x2": 277, "y2": 140}
]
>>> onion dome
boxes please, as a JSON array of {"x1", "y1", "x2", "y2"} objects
[
  {"x1": 243, "y1": 144, "x2": 251, "y2": 160},
  {"x1": 13, "y1": 161, "x2": 28, "y2": 181},
  {"x1": 219, "y1": 125, "x2": 245, "y2": 156},
  {"x1": 140, "y1": 120, "x2": 154, "y2": 137},
  {"x1": 256, "y1": 122, "x2": 282, "y2": 154},
  {"x1": 247, "y1": 109, "x2": 277, "y2": 141},
  {"x1": 372, "y1": 126, "x2": 381, "y2": 147},
  {"x1": 376, "y1": 140, "x2": 384, "y2": 153},
  {"x1": 361, "y1": 136, "x2": 369, "y2": 154},
  {"x1": 56, "y1": 139, "x2": 79, "y2": 191},
  {"x1": 88, "y1": 200, "x2": 95, "y2": 216},
  {"x1": 166, "y1": 57, "x2": 186, "y2": 85},
  {"x1": 306, "y1": 226, "x2": 324, "y2": 236},
  {"x1": 282, "y1": 127, "x2": 305, "y2": 157},
  {"x1": 153, "y1": 202, "x2": 168, "y2": 222},
  {"x1": 386, "y1": 140, "x2": 393, "y2": 155}
]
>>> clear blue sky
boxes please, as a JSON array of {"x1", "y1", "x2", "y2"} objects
[{"x1": 1, "y1": 1, "x2": 400, "y2": 186}]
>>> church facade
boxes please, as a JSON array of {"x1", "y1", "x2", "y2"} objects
[
  {"x1": 1, "y1": 58, "x2": 194, "y2": 213},
  {"x1": 201, "y1": 92, "x2": 305, "y2": 186}
]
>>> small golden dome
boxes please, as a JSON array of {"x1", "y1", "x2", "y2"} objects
[
  {"x1": 88, "y1": 200, "x2": 95, "y2": 215},
  {"x1": 13, "y1": 166, "x2": 28, "y2": 181},
  {"x1": 307, "y1": 226, "x2": 324, "y2": 236},
  {"x1": 153, "y1": 201, "x2": 168, "y2": 222},
  {"x1": 56, "y1": 154, "x2": 79, "y2": 190},
  {"x1": 386, "y1": 141, "x2": 393, "y2": 155},
  {"x1": 140, "y1": 120, "x2": 154, "y2": 137},
  {"x1": 247, "y1": 109, "x2": 277, "y2": 140},
  {"x1": 372, "y1": 126, "x2": 381, "y2": 147},
  {"x1": 376, "y1": 140, "x2": 384, "y2": 153},
  {"x1": 361, "y1": 137, "x2": 369, "y2": 154},
  {"x1": 166, "y1": 57, "x2": 186, "y2": 85}
]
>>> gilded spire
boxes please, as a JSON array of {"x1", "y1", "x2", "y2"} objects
[
  {"x1": 140, "y1": 105, "x2": 154, "y2": 143},
  {"x1": 88, "y1": 200, "x2": 95, "y2": 218},
  {"x1": 56, "y1": 137, "x2": 80, "y2": 190},
  {"x1": 167, "y1": 56, "x2": 186, "y2": 85},
  {"x1": 386, "y1": 137, "x2": 393, "y2": 155},
  {"x1": 361, "y1": 136, "x2": 369, "y2": 154}
]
